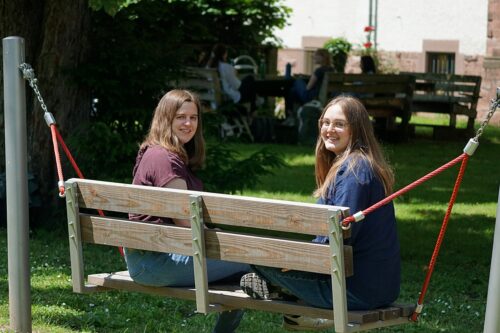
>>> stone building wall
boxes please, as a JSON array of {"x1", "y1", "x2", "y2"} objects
[
  {"x1": 481, "y1": 0, "x2": 500, "y2": 125},
  {"x1": 278, "y1": 0, "x2": 500, "y2": 126}
]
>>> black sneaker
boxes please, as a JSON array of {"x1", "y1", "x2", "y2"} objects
[{"x1": 240, "y1": 272, "x2": 281, "y2": 300}]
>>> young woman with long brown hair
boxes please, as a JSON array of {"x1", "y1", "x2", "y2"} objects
[
  {"x1": 124, "y1": 89, "x2": 249, "y2": 332},
  {"x1": 241, "y1": 95, "x2": 400, "y2": 331}
]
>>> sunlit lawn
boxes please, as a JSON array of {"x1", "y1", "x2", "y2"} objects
[{"x1": 0, "y1": 121, "x2": 498, "y2": 332}]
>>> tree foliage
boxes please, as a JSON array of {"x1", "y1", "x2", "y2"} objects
[
  {"x1": 70, "y1": 0, "x2": 290, "y2": 192},
  {"x1": 1, "y1": 0, "x2": 291, "y2": 216},
  {"x1": 78, "y1": 0, "x2": 290, "y2": 115}
]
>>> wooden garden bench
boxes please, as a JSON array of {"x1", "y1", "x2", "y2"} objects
[
  {"x1": 65, "y1": 178, "x2": 413, "y2": 332},
  {"x1": 167, "y1": 66, "x2": 223, "y2": 111},
  {"x1": 402, "y1": 72, "x2": 482, "y2": 139},
  {"x1": 167, "y1": 66, "x2": 254, "y2": 140},
  {"x1": 319, "y1": 73, "x2": 415, "y2": 141}
]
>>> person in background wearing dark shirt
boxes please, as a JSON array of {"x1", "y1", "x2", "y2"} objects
[
  {"x1": 283, "y1": 48, "x2": 334, "y2": 124},
  {"x1": 360, "y1": 54, "x2": 377, "y2": 74},
  {"x1": 124, "y1": 89, "x2": 249, "y2": 333},
  {"x1": 240, "y1": 95, "x2": 400, "y2": 331}
]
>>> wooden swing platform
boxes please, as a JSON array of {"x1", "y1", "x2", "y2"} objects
[{"x1": 65, "y1": 178, "x2": 414, "y2": 332}]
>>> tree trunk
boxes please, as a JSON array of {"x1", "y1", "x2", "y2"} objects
[{"x1": 1, "y1": 0, "x2": 91, "y2": 216}]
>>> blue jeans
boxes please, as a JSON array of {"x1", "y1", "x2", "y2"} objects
[
  {"x1": 291, "y1": 79, "x2": 316, "y2": 104},
  {"x1": 252, "y1": 265, "x2": 370, "y2": 311},
  {"x1": 124, "y1": 248, "x2": 250, "y2": 333}
]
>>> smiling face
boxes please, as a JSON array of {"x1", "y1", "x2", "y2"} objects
[
  {"x1": 172, "y1": 102, "x2": 198, "y2": 144},
  {"x1": 320, "y1": 103, "x2": 351, "y2": 155}
]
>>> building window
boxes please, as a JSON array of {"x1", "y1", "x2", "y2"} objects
[{"x1": 426, "y1": 52, "x2": 455, "y2": 74}]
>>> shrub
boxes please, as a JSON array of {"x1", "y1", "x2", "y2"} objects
[{"x1": 324, "y1": 37, "x2": 352, "y2": 73}]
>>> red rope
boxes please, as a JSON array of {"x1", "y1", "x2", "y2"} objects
[
  {"x1": 50, "y1": 124, "x2": 65, "y2": 197},
  {"x1": 410, "y1": 154, "x2": 469, "y2": 321},
  {"x1": 338, "y1": 152, "x2": 471, "y2": 321},
  {"x1": 52, "y1": 126, "x2": 123, "y2": 256},
  {"x1": 341, "y1": 153, "x2": 468, "y2": 227},
  {"x1": 54, "y1": 127, "x2": 85, "y2": 180}
]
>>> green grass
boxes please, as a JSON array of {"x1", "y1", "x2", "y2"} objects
[{"x1": 0, "y1": 125, "x2": 499, "y2": 332}]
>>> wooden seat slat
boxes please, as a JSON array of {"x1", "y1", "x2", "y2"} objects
[
  {"x1": 80, "y1": 215, "x2": 354, "y2": 276},
  {"x1": 88, "y1": 271, "x2": 413, "y2": 329}
]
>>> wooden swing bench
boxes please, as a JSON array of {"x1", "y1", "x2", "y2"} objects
[{"x1": 65, "y1": 178, "x2": 414, "y2": 332}]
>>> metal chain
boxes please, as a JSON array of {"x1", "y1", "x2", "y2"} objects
[
  {"x1": 19, "y1": 63, "x2": 56, "y2": 127},
  {"x1": 474, "y1": 88, "x2": 500, "y2": 141},
  {"x1": 18, "y1": 63, "x2": 49, "y2": 114}
]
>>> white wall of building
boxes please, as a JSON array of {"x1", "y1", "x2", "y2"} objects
[{"x1": 276, "y1": 0, "x2": 488, "y2": 55}]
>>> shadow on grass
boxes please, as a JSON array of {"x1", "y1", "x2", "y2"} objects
[{"x1": 398, "y1": 210, "x2": 494, "y2": 262}]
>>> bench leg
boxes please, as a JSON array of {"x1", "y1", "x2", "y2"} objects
[{"x1": 65, "y1": 182, "x2": 86, "y2": 293}]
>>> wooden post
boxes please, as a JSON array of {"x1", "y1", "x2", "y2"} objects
[
  {"x1": 190, "y1": 195, "x2": 209, "y2": 313},
  {"x1": 328, "y1": 209, "x2": 348, "y2": 332},
  {"x1": 483, "y1": 186, "x2": 500, "y2": 333}
]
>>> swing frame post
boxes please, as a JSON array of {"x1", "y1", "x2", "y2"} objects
[
  {"x1": 483, "y1": 186, "x2": 500, "y2": 333},
  {"x1": 2, "y1": 36, "x2": 32, "y2": 333}
]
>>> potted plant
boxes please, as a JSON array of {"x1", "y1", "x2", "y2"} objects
[{"x1": 324, "y1": 37, "x2": 352, "y2": 73}]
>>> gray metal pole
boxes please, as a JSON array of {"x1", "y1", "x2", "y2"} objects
[
  {"x1": 368, "y1": 0, "x2": 373, "y2": 28},
  {"x1": 484, "y1": 187, "x2": 500, "y2": 333},
  {"x1": 2, "y1": 36, "x2": 32, "y2": 333},
  {"x1": 374, "y1": 0, "x2": 378, "y2": 50}
]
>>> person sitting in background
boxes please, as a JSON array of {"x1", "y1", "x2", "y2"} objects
[
  {"x1": 360, "y1": 55, "x2": 377, "y2": 74},
  {"x1": 206, "y1": 43, "x2": 259, "y2": 112},
  {"x1": 284, "y1": 48, "x2": 334, "y2": 123}
]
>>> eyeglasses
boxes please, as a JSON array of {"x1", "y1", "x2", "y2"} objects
[{"x1": 320, "y1": 119, "x2": 349, "y2": 131}]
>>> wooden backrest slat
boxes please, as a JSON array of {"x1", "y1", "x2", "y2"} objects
[
  {"x1": 176, "y1": 78, "x2": 217, "y2": 89},
  {"x1": 412, "y1": 94, "x2": 473, "y2": 104},
  {"x1": 325, "y1": 74, "x2": 413, "y2": 84},
  {"x1": 325, "y1": 83, "x2": 411, "y2": 95},
  {"x1": 410, "y1": 72, "x2": 481, "y2": 83},
  {"x1": 319, "y1": 73, "x2": 414, "y2": 107},
  {"x1": 403, "y1": 72, "x2": 481, "y2": 98},
  {"x1": 80, "y1": 215, "x2": 353, "y2": 276},
  {"x1": 72, "y1": 179, "x2": 349, "y2": 237},
  {"x1": 168, "y1": 67, "x2": 223, "y2": 109}
]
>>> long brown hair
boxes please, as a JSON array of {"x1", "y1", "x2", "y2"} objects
[
  {"x1": 315, "y1": 48, "x2": 332, "y2": 67},
  {"x1": 141, "y1": 89, "x2": 205, "y2": 169},
  {"x1": 314, "y1": 95, "x2": 394, "y2": 198},
  {"x1": 206, "y1": 43, "x2": 227, "y2": 69}
]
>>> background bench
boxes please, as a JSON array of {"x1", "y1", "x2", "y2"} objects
[
  {"x1": 167, "y1": 66, "x2": 223, "y2": 111},
  {"x1": 319, "y1": 73, "x2": 415, "y2": 141},
  {"x1": 65, "y1": 178, "x2": 413, "y2": 333},
  {"x1": 402, "y1": 72, "x2": 482, "y2": 139},
  {"x1": 167, "y1": 66, "x2": 254, "y2": 140}
]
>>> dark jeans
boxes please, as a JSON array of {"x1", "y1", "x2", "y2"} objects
[
  {"x1": 284, "y1": 79, "x2": 317, "y2": 116},
  {"x1": 238, "y1": 75, "x2": 257, "y2": 111},
  {"x1": 252, "y1": 265, "x2": 371, "y2": 310}
]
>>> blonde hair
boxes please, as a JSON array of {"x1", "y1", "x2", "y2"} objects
[
  {"x1": 141, "y1": 89, "x2": 205, "y2": 169},
  {"x1": 314, "y1": 95, "x2": 394, "y2": 198}
]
